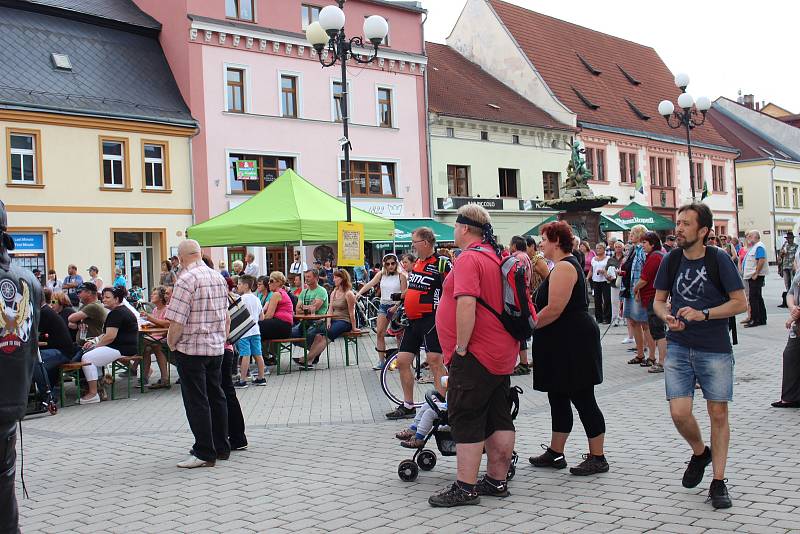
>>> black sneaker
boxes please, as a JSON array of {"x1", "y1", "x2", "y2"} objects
[
  {"x1": 569, "y1": 454, "x2": 609, "y2": 476},
  {"x1": 385, "y1": 405, "x2": 416, "y2": 420},
  {"x1": 233, "y1": 380, "x2": 248, "y2": 389},
  {"x1": 682, "y1": 446, "x2": 712, "y2": 488},
  {"x1": 475, "y1": 476, "x2": 510, "y2": 498},
  {"x1": 428, "y1": 483, "x2": 481, "y2": 508},
  {"x1": 529, "y1": 444, "x2": 567, "y2": 469},
  {"x1": 708, "y1": 478, "x2": 732, "y2": 509}
]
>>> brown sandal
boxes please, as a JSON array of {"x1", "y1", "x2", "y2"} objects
[
  {"x1": 640, "y1": 358, "x2": 656, "y2": 367},
  {"x1": 395, "y1": 428, "x2": 415, "y2": 440},
  {"x1": 627, "y1": 356, "x2": 645, "y2": 364}
]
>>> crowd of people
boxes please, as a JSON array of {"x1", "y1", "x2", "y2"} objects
[{"x1": 20, "y1": 201, "x2": 800, "y2": 512}]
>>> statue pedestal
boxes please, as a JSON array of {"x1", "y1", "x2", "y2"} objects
[{"x1": 559, "y1": 211, "x2": 601, "y2": 244}]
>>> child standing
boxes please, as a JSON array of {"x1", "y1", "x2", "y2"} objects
[{"x1": 234, "y1": 275, "x2": 267, "y2": 388}]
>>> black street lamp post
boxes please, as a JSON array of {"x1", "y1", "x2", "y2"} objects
[
  {"x1": 658, "y1": 73, "x2": 712, "y2": 201},
  {"x1": 306, "y1": 2, "x2": 388, "y2": 222}
]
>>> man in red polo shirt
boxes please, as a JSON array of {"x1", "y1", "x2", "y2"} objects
[{"x1": 429, "y1": 204, "x2": 519, "y2": 508}]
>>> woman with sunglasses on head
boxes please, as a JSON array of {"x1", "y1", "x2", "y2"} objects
[
  {"x1": 50, "y1": 291, "x2": 77, "y2": 341},
  {"x1": 140, "y1": 285, "x2": 172, "y2": 389},
  {"x1": 357, "y1": 253, "x2": 408, "y2": 370}
]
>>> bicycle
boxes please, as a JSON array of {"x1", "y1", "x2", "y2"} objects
[{"x1": 355, "y1": 293, "x2": 381, "y2": 333}]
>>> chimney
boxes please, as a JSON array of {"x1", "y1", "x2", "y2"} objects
[
  {"x1": 743, "y1": 94, "x2": 755, "y2": 109},
  {"x1": 756, "y1": 102, "x2": 760, "y2": 111}
]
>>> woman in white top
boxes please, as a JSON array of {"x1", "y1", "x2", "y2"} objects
[
  {"x1": 46, "y1": 269, "x2": 62, "y2": 292},
  {"x1": 589, "y1": 242, "x2": 612, "y2": 324},
  {"x1": 356, "y1": 253, "x2": 407, "y2": 370}
]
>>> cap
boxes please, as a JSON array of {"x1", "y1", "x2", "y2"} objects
[
  {"x1": 87, "y1": 266, "x2": 99, "y2": 272},
  {"x1": 787, "y1": 231, "x2": 795, "y2": 238},
  {"x1": 77, "y1": 282, "x2": 98, "y2": 293}
]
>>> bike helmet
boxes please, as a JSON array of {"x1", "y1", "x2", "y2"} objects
[{"x1": 387, "y1": 304, "x2": 409, "y2": 336}]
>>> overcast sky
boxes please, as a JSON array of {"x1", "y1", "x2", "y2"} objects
[{"x1": 417, "y1": 0, "x2": 800, "y2": 113}]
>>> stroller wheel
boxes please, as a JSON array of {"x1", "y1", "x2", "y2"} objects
[
  {"x1": 507, "y1": 464, "x2": 516, "y2": 480},
  {"x1": 417, "y1": 450, "x2": 437, "y2": 471},
  {"x1": 398, "y1": 459, "x2": 419, "y2": 482}
]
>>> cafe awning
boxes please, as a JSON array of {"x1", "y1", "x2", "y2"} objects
[
  {"x1": 373, "y1": 218, "x2": 455, "y2": 249},
  {"x1": 611, "y1": 202, "x2": 675, "y2": 231},
  {"x1": 524, "y1": 213, "x2": 629, "y2": 236}
]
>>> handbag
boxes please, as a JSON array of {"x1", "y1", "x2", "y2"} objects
[{"x1": 227, "y1": 292, "x2": 256, "y2": 344}]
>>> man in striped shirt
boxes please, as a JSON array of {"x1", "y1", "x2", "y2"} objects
[{"x1": 166, "y1": 239, "x2": 230, "y2": 468}]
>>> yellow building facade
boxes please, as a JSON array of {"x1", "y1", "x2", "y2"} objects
[{"x1": 2, "y1": 110, "x2": 194, "y2": 294}]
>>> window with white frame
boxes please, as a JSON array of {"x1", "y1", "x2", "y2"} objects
[
  {"x1": 281, "y1": 74, "x2": 299, "y2": 118},
  {"x1": 226, "y1": 67, "x2": 245, "y2": 113},
  {"x1": 143, "y1": 143, "x2": 166, "y2": 189},
  {"x1": 301, "y1": 4, "x2": 320, "y2": 30},
  {"x1": 226, "y1": 0, "x2": 254, "y2": 22},
  {"x1": 9, "y1": 133, "x2": 37, "y2": 183},
  {"x1": 377, "y1": 87, "x2": 392, "y2": 127},
  {"x1": 332, "y1": 80, "x2": 350, "y2": 122},
  {"x1": 102, "y1": 140, "x2": 125, "y2": 188}
]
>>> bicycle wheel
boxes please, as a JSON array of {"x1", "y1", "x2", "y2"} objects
[
  {"x1": 380, "y1": 350, "x2": 426, "y2": 409},
  {"x1": 366, "y1": 298, "x2": 381, "y2": 333}
]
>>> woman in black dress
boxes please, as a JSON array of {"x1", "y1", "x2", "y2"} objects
[{"x1": 529, "y1": 221, "x2": 608, "y2": 475}]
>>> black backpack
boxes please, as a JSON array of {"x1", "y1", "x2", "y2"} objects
[{"x1": 664, "y1": 247, "x2": 738, "y2": 345}]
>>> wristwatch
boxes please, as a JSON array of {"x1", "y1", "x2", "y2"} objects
[
  {"x1": 455, "y1": 345, "x2": 468, "y2": 355},
  {"x1": 702, "y1": 308, "x2": 710, "y2": 321}
]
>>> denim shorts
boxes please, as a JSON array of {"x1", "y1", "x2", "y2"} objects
[
  {"x1": 236, "y1": 335, "x2": 262, "y2": 357},
  {"x1": 623, "y1": 297, "x2": 648, "y2": 322},
  {"x1": 664, "y1": 343, "x2": 734, "y2": 402},
  {"x1": 377, "y1": 302, "x2": 396, "y2": 317}
]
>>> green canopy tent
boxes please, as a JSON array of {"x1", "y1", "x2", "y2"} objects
[
  {"x1": 611, "y1": 202, "x2": 675, "y2": 231},
  {"x1": 187, "y1": 169, "x2": 395, "y2": 272},
  {"x1": 373, "y1": 218, "x2": 455, "y2": 251},
  {"x1": 524, "y1": 213, "x2": 629, "y2": 236}
]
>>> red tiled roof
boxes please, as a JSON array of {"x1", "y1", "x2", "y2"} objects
[
  {"x1": 425, "y1": 42, "x2": 571, "y2": 130},
  {"x1": 707, "y1": 108, "x2": 798, "y2": 162},
  {"x1": 488, "y1": 0, "x2": 731, "y2": 148}
]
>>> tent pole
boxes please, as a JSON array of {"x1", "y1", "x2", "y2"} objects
[
  {"x1": 300, "y1": 239, "x2": 306, "y2": 291},
  {"x1": 284, "y1": 242, "x2": 288, "y2": 274}
]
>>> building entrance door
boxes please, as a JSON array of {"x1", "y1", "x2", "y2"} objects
[
  {"x1": 114, "y1": 247, "x2": 149, "y2": 295},
  {"x1": 266, "y1": 247, "x2": 287, "y2": 274}
]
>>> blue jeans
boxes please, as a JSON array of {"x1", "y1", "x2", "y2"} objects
[{"x1": 664, "y1": 343, "x2": 734, "y2": 402}]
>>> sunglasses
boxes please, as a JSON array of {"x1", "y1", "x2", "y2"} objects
[
  {"x1": 50, "y1": 300, "x2": 58, "y2": 305},
  {"x1": 384, "y1": 261, "x2": 397, "y2": 266}
]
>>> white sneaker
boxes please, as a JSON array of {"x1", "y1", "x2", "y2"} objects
[
  {"x1": 621, "y1": 337, "x2": 634, "y2": 344},
  {"x1": 177, "y1": 455, "x2": 215, "y2": 468},
  {"x1": 77, "y1": 394, "x2": 100, "y2": 404}
]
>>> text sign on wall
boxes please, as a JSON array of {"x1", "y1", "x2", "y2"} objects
[
  {"x1": 236, "y1": 160, "x2": 258, "y2": 180},
  {"x1": 337, "y1": 221, "x2": 364, "y2": 267},
  {"x1": 9, "y1": 233, "x2": 44, "y2": 252},
  {"x1": 436, "y1": 197, "x2": 503, "y2": 210}
]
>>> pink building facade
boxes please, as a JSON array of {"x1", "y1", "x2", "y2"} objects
[{"x1": 134, "y1": 0, "x2": 429, "y2": 268}]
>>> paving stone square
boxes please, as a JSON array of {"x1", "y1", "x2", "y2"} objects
[{"x1": 15, "y1": 277, "x2": 800, "y2": 532}]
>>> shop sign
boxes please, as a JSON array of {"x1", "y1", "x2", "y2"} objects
[
  {"x1": 235, "y1": 160, "x2": 258, "y2": 180},
  {"x1": 351, "y1": 200, "x2": 405, "y2": 217},
  {"x1": 519, "y1": 199, "x2": 551, "y2": 211},
  {"x1": 9, "y1": 234, "x2": 44, "y2": 252},
  {"x1": 436, "y1": 197, "x2": 502, "y2": 210}
]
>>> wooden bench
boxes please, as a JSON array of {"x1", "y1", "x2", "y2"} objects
[
  {"x1": 342, "y1": 331, "x2": 367, "y2": 367},
  {"x1": 268, "y1": 338, "x2": 307, "y2": 375},
  {"x1": 58, "y1": 362, "x2": 90, "y2": 407},
  {"x1": 110, "y1": 356, "x2": 144, "y2": 399}
]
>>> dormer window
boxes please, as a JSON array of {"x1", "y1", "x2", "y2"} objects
[
  {"x1": 576, "y1": 53, "x2": 601, "y2": 75},
  {"x1": 572, "y1": 87, "x2": 599, "y2": 110},
  {"x1": 617, "y1": 64, "x2": 641, "y2": 85}
]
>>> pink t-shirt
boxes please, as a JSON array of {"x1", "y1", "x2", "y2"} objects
[
  {"x1": 272, "y1": 288, "x2": 294, "y2": 325},
  {"x1": 437, "y1": 241, "x2": 519, "y2": 375},
  {"x1": 147, "y1": 305, "x2": 167, "y2": 340}
]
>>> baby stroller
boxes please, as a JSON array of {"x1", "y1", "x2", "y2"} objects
[
  {"x1": 397, "y1": 385, "x2": 523, "y2": 482},
  {"x1": 27, "y1": 348, "x2": 58, "y2": 416}
]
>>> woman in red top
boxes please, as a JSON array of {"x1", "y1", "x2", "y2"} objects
[{"x1": 633, "y1": 232, "x2": 667, "y2": 372}]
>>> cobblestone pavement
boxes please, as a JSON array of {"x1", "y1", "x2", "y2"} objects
[{"x1": 17, "y1": 276, "x2": 800, "y2": 533}]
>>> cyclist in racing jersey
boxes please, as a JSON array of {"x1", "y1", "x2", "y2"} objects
[{"x1": 386, "y1": 227, "x2": 452, "y2": 420}]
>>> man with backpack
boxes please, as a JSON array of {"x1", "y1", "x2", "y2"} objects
[
  {"x1": 653, "y1": 203, "x2": 747, "y2": 509},
  {"x1": 430, "y1": 204, "x2": 530, "y2": 507}
]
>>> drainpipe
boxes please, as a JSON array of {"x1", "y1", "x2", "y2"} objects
[
  {"x1": 421, "y1": 11, "x2": 434, "y2": 220},
  {"x1": 769, "y1": 157, "x2": 778, "y2": 262}
]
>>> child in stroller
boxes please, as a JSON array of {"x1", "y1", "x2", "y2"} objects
[{"x1": 395, "y1": 384, "x2": 523, "y2": 482}]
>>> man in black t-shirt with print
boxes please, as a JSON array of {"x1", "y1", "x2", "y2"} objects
[{"x1": 653, "y1": 203, "x2": 747, "y2": 510}]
